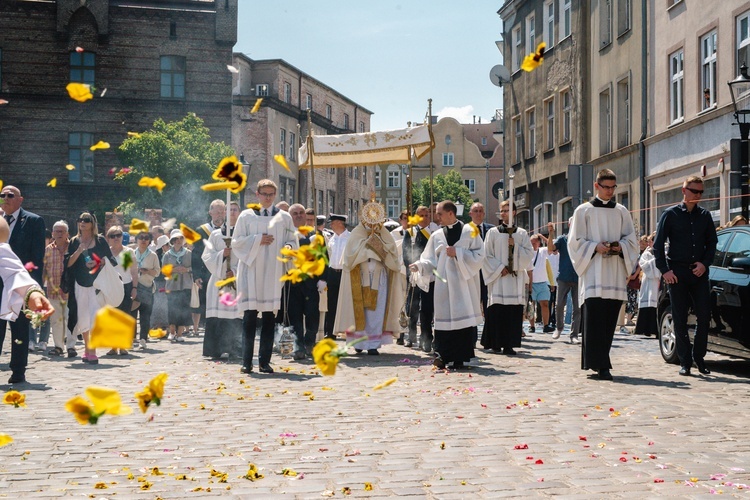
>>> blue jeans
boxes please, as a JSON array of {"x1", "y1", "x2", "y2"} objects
[{"x1": 668, "y1": 267, "x2": 710, "y2": 367}]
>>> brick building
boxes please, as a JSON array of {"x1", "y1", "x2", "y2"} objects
[{"x1": 0, "y1": 0, "x2": 237, "y2": 226}]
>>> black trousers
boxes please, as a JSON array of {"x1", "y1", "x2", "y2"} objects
[
  {"x1": 668, "y1": 267, "x2": 710, "y2": 367},
  {"x1": 581, "y1": 298, "x2": 622, "y2": 371},
  {"x1": 406, "y1": 283, "x2": 421, "y2": 343},
  {"x1": 242, "y1": 310, "x2": 275, "y2": 368},
  {"x1": 324, "y1": 270, "x2": 342, "y2": 337},
  {"x1": 288, "y1": 285, "x2": 320, "y2": 354},
  {"x1": 0, "y1": 314, "x2": 31, "y2": 378},
  {"x1": 131, "y1": 298, "x2": 153, "y2": 341},
  {"x1": 420, "y1": 282, "x2": 435, "y2": 351}
]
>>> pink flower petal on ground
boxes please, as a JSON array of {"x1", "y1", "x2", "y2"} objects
[
  {"x1": 514, "y1": 444, "x2": 529, "y2": 450},
  {"x1": 730, "y1": 468, "x2": 746, "y2": 472},
  {"x1": 654, "y1": 478, "x2": 664, "y2": 483},
  {"x1": 710, "y1": 474, "x2": 726, "y2": 480}
]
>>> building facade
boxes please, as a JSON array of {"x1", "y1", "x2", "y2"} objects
[
  {"x1": 0, "y1": 0, "x2": 237, "y2": 224},
  {"x1": 231, "y1": 55, "x2": 373, "y2": 225}
]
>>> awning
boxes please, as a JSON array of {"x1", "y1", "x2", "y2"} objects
[{"x1": 298, "y1": 125, "x2": 434, "y2": 168}]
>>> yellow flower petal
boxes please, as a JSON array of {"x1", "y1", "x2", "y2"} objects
[
  {"x1": 47, "y1": 178, "x2": 57, "y2": 188},
  {"x1": 88, "y1": 305, "x2": 137, "y2": 350},
  {"x1": 85, "y1": 386, "x2": 132, "y2": 416},
  {"x1": 127, "y1": 132, "x2": 142, "y2": 138},
  {"x1": 300, "y1": 258, "x2": 326, "y2": 277},
  {"x1": 3, "y1": 390, "x2": 26, "y2": 407},
  {"x1": 312, "y1": 338, "x2": 340, "y2": 376},
  {"x1": 129, "y1": 218, "x2": 150, "y2": 235},
  {"x1": 180, "y1": 223, "x2": 201, "y2": 244},
  {"x1": 407, "y1": 214, "x2": 423, "y2": 226},
  {"x1": 65, "y1": 164, "x2": 76, "y2": 171},
  {"x1": 161, "y1": 264, "x2": 174, "y2": 280},
  {"x1": 250, "y1": 98, "x2": 263, "y2": 113},
  {"x1": 215, "y1": 276, "x2": 237, "y2": 288},
  {"x1": 134, "y1": 388, "x2": 153, "y2": 413},
  {"x1": 90, "y1": 141, "x2": 110, "y2": 151},
  {"x1": 364, "y1": 482, "x2": 373, "y2": 491},
  {"x1": 212, "y1": 156, "x2": 247, "y2": 194},
  {"x1": 149, "y1": 373, "x2": 168, "y2": 400},
  {"x1": 138, "y1": 176, "x2": 166, "y2": 193},
  {"x1": 148, "y1": 328, "x2": 167, "y2": 338},
  {"x1": 246, "y1": 203, "x2": 261, "y2": 211},
  {"x1": 0, "y1": 434, "x2": 13, "y2": 447},
  {"x1": 273, "y1": 154, "x2": 290, "y2": 172},
  {"x1": 200, "y1": 180, "x2": 240, "y2": 192},
  {"x1": 297, "y1": 225, "x2": 314, "y2": 236},
  {"x1": 66, "y1": 82, "x2": 93, "y2": 102},
  {"x1": 65, "y1": 395, "x2": 93, "y2": 425},
  {"x1": 373, "y1": 377, "x2": 398, "y2": 390}
]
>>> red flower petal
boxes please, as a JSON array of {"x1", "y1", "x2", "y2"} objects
[
  {"x1": 535, "y1": 459, "x2": 544, "y2": 465},
  {"x1": 654, "y1": 478, "x2": 664, "y2": 483},
  {"x1": 579, "y1": 436, "x2": 587, "y2": 441},
  {"x1": 619, "y1": 457, "x2": 628, "y2": 462},
  {"x1": 514, "y1": 444, "x2": 529, "y2": 450}
]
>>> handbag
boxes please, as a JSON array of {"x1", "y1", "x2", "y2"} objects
[
  {"x1": 135, "y1": 283, "x2": 154, "y2": 307},
  {"x1": 190, "y1": 282, "x2": 200, "y2": 308},
  {"x1": 93, "y1": 258, "x2": 124, "y2": 307}
]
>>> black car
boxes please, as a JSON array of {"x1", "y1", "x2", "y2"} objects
[{"x1": 658, "y1": 225, "x2": 750, "y2": 363}]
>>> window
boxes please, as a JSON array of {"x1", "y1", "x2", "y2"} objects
[
  {"x1": 280, "y1": 178, "x2": 296, "y2": 204},
  {"x1": 70, "y1": 51, "x2": 95, "y2": 86},
  {"x1": 344, "y1": 113, "x2": 350, "y2": 130},
  {"x1": 387, "y1": 171, "x2": 400, "y2": 188},
  {"x1": 562, "y1": 0, "x2": 572, "y2": 40},
  {"x1": 738, "y1": 11, "x2": 750, "y2": 75},
  {"x1": 670, "y1": 49, "x2": 684, "y2": 123},
  {"x1": 599, "y1": 88, "x2": 611, "y2": 155},
  {"x1": 326, "y1": 104, "x2": 332, "y2": 120},
  {"x1": 170, "y1": 20, "x2": 177, "y2": 37},
  {"x1": 618, "y1": 191, "x2": 629, "y2": 210},
  {"x1": 545, "y1": 97, "x2": 555, "y2": 151},
  {"x1": 288, "y1": 132, "x2": 296, "y2": 161},
  {"x1": 354, "y1": 166, "x2": 359, "y2": 180},
  {"x1": 513, "y1": 26, "x2": 522, "y2": 71},
  {"x1": 534, "y1": 202, "x2": 553, "y2": 230},
  {"x1": 279, "y1": 177, "x2": 288, "y2": 202},
  {"x1": 526, "y1": 108, "x2": 536, "y2": 158},
  {"x1": 527, "y1": 14, "x2": 536, "y2": 54},
  {"x1": 543, "y1": 1, "x2": 555, "y2": 48},
  {"x1": 701, "y1": 30, "x2": 717, "y2": 110},
  {"x1": 560, "y1": 199, "x2": 574, "y2": 232},
  {"x1": 481, "y1": 137, "x2": 487, "y2": 146},
  {"x1": 513, "y1": 116, "x2": 522, "y2": 163},
  {"x1": 327, "y1": 190, "x2": 335, "y2": 215},
  {"x1": 387, "y1": 199, "x2": 400, "y2": 218},
  {"x1": 348, "y1": 198, "x2": 353, "y2": 222},
  {"x1": 359, "y1": 121, "x2": 365, "y2": 133},
  {"x1": 617, "y1": 0, "x2": 630, "y2": 36},
  {"x1": 280, "y1": 128, "x2": 286, "y2": 156},
  {"x1": 68, "y1": 132, "x2": 94, "y2": 183},
  {"x1": 667, "y1": 0, "x2": 683, "y2": 7},
  {"x1": 465, "y1": 179, "x2": 476, "y2": 194},
  {"x1": 442, "y1": 152, "x2": 454, "y2": 167},
  {"x1": 305, "y1": 93, "x2": 312, "y2": 110},
  {"x1": 600, "y1": 0, "x2": 612, "y2": 47},
  {"x1": 363, "y1": 166, "x2": 367, "y2": 185},
  {"x1": 354, "y1": 200, "x2": 359, "y2": 225},
  {"x1": 160, "y1": 55, "x2": 185, "y2": 99},
  {"x1": 283, "y1": 82, "x2": 292, "y2": 103},
  {"x1": 255, "y1": 84, "x2": 269, "y2": 96},
  {"x1": 375, "y1": 170, "x2": 381, "y2": 188},
  {"x1": 617, "y1": 78, "x2": 630, "y2": 148},
  {"x1": 561, "y1": 89, "x2": 571, "y2": 143},
  {"x1": 317, "y1": 190, "x2": 324, "y2": 215}
]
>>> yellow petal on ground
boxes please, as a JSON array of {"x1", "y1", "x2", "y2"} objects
[
  {"x1": 251, "y1": 98, "x2": 263, "y2": 114},
  {"x1": 129, "y1": 218, "x2": 150, "y2": 235},
  {"x1": 3, "y1": 390, "x2": 26, "y2": 407},
  {"x1": 66, "y1": 82, "x2": 93, "y2": 102},
  {"x1": 273, "y1": 154, "x2": 290, "y2": 171},
  {"x1": 88, "y1": 305, "x2": 136, "y2": 350},
  {"x1": 0, "y1": 434, "x2": 13, "y2": 447},
  {"x1": 148, "y1": 328, "x2": 167, "y2": 339},
  {"x1": 201, "y1": 181, "x2": 240, "y2": 192},
  {"x1": 138, "y1": 176, "x2": 166, "y2": 194},
  {"x1": 65, "y1": 164, "x2": 76, "y2": 171},
  {"x1": 47, "y1": 178, "x2": 57, "y2": 188},
  {"x1": 85, "y1": 386, "x2": 133, "y2": 416},
  {"x1": 373, "y1": 377, "x2": 398, "y2": 390},
  {"x1": 215, "y1": 276, "x2": 237, "y2": 288},
  {"x1": 90, "y1": 141, "x2": 110, "y2": 151},
  {"x1": 180, "y1": 223, "x2": 201, "y2": 244}
]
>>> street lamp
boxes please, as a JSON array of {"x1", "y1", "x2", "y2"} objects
[
  {"x1": 239, "y1": 153, "x2": 251, "y2": 207},
  {"x1": 728, "y1": 63, "x2": 750, "y2": 219},
  {"x1": 455, "y1": 201, "x2": 464, "y2": 218}
]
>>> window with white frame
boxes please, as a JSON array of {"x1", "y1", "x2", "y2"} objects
[
  {"x1": 387, "y1": 171, "x2": 400, "y2": 188},
  {"x1": 464, "y1": 179, "x2": 476, "y2": 194},
  {"x1": 562, "y1": 0, "x2": 572, "y2": 40},
  {"x1": 359, "y1": 121, "x2": 365, "y2": 133},
  {"x1": 526, "y1": 108, "x2": 536, "y2": 158},
  {"x1": 344, "y1": 113, "x2": 350, "y2": 130},
  {"x1": 738, "y1": 11, "x2": 750, "y2": 75},
  {"x1": 544, "y1": 1, "x2": 555, "y2": 48},
  {"x1": 374, "y1": 170, "x2": 381, "y2": 188},
  {"x1": 283, "y1": 82, "x2": 292, "y2": 103},
  {"x1": 305, "y1": 93, "x2": 312, "y2": 110},
  {"x1": 280, "y1": 128, "x2": 286, "y2": 156},
  {"x1": 513, "y1": 116, "x2": 522, "y2": 163},
  {"x1": 670, "y1": 49, "x2": 684, "y2": 123},
  {"x1": 617, "y1": 0, "x2": 630, "y2": 36},
  {"x1": 442, "y1": 152, "x2": 454, "y2": 167},
  {"x1": 326, "y1": 104, "x2": 332, "y2": 120},
  {"x1": 534, "y1": 202, "x2": 553, "y2": 231},
  {"x1": 289, "y1": 132, "x2": 296, "y2": 160},
  {"x1": 481, "y1": 137, "x2": 487, "y2": 146},
  {"x1": 545, "y1": 97, "x2": 555, "y2": 151},
  {"x1": 600, "y1": 0, "x2": 612, "y2": 47},
  {"x1": 513, "y1": 26, "x2": 522, "y2": 71},
  {"x1": 701, "y1": 30, "x2": 717, "y2": 110},
  {"x1": 617, "y1": 78, "x2": 630, "y2": 148},
  {"x1": 561, "y1": 89, "x2": 571, "y2": 143},
  {"x1": 599, "y1": 88, "x2": 611, "y2": 155},
  {"x1": 527, "y1": 14, "x2": 536, "y2": 53},
  {"x1": 387, "y1": 199, "x2": 400, "y2": 218},
  {"x1": 328, "y1": 190, "x2": 335, "y2": 214},
  {"x1": 255, "y1": 84, "x2": 269, "y2": 96}
]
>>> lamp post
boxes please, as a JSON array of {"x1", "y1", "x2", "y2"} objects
[
  {"x1": 507, "y1": 167, "x2": 515, "y2": 227},
  {"x1": 239, "y1": 153, "x2": 250, "y2": 208},
  {"x1": 455, "y1": 201, "x2": 464, "y2": 218},
  {"x1": 728, "y1": 63, "x2": 750, "y2": 219}
]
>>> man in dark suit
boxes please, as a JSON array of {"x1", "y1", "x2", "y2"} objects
[
  {"x1": 469, "y1": 202, "x2": 494, "y2": 342},
  {"x1": 0, "y1": 185, "x2": 46, "y2": 384},
  {"x1": 402, "y1": 205, "x2": 434, "y2": 351}
]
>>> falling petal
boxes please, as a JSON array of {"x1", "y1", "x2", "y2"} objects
[
  {"x1": 432, "y1": 269, "x2": 447, "y2": 283},
  {"x1": 246, "y1": 203, "x2": 261, "y2": 211},
  {"x1": 85, "y1": 386, "x2": 133, "y2": 417},
  {"x1": 109, "y1": 167, "x2": 117, "y2": 175},
  {"x1": 87, "y1": 252, "x2": 102, "y2": 275},
  {"x1": 0, "y1": 435, "x2": 13, "y2": 447},
  {"x1": 180, "y1": 223, "x2": 201, "y2": 244},
  {"x1": 138, "y1": 176, "x2": 166, "y2": 193},
  {"x1": 100, "y1": 88, "x2": 107, "y2": 97},
  {"x1": 407, "y1": 214, "x2": 423, "y2": 226},
  {"x1": 75, "y1": 46, "x2": 84, "y2": 53},
  {"x1": 88, "y1": 305, "x2": 137, "y2": 350},
  {"x1": 66, "y1": 82, "x2": 93, "y2": 102},
  {"x1": 129, "y1": 218, "x2": 150, "y2": 235},
  {"x1": 0, "y1": 99, "x2": 8, "y2": 105},
  {"x1": 215, "y1": 276, "x2": 237, "y2": 288},
  {"x1": 297, "y1": 225, "x2": 314, "y2": 236},
  {"x1": 227, "y1": 65, "x2": 239, "y2": 74},
  {"x1": 24, "y1": 262, "x2": 38, "y2": 271},
  {"x1": 201, "y1": 180, "x2": 240, "y2": 192},
  {"x1": 212, "y1": 155, "x2": 247, "y2": 193},
  {"x1": 65, "y1": 164, "x2": 76, "y2": 171},
  {"x1": 274, "y1": 154, "x2": 290, "y2": 171},
  {"x1": 251, "y1": 98, "x2": 263, "y2": 113},
  {"x1": 47, "y1": 178, "x2": 57, "y2": 188},
  {"x1": 119, "y1": 251, "x2": 134, "y2": 271},
  {"x1": 127, "y1": 132, "x2": 142, "y2": 138},
  {"x1": 468, "y1": 221, "x2": 480, "y2": 238},
  {"x1": 90, "y1": 141, "x2": 110, "y2": 151},
  {"x1": 219, "y1": 292, "x2": 241, "y2": 307},
  {"x1": 521, "y1": 42, "x2": 546, "y2": 72},
  {"x1": 161, "y1": 264, "x2": 174, "y2": 280}
]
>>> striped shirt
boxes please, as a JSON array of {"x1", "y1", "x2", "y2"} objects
[{"x1": 43, "y1": 240, "x2": 68, "y2": 300}]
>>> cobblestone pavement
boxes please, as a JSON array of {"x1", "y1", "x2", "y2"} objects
[{"x1": 1, "y1": 326, "x2": 749, "y2": 498}]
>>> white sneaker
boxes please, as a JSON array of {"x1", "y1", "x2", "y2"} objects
[
  {"x1": 552, "y1": 330, "x2": 561, "y2": 340},
  {"x1": 167, "y1": 333, "x2": 175, "y2": 341},
  {"x1": 36, "y1": 342, "x2": 47, "y2": 352},
  {"x1": 570, "y1": 336, "x2": 581, "y2": 344},
  {"x1": 139, "y1": 339, "x2": 147, "y2": 350},
  {"x1": 28, "y1": 341, "x2": 36, "y2": 352}
]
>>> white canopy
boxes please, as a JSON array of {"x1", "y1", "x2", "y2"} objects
[{"x1": 298, "y1": 125, "x2": 434, "y2": 168}]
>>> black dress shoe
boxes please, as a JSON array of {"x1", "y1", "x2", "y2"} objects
[
  {"x1": 527, "y1": 326, "x2": 535, "y2": 333},
  {"x1": 354, "y1": 348, "x2": 363, "y2": 354},
  {"x1": 405, "y1": 341, "x2": 413, "y2": 348},
  {"x1": 8, "y1": 374, "x2": 26, "y2": 384},
  {"x1": 433, "y1": 357, "x2": 446, "y2": 369},
  {"x1": 258, "y1": 364, "x2": 274, "y2": 374},
  {"x1": 240, "y1": 366, "x2": 253, "y2": 374},
  {"x1": 695, "y1": 360, "x2": 711, "y2": 375},
  {"x1": 367, "y1": 349, "x2": 379, "y2": 355},
  {"x1": 450, "y1": 361, "x2": 465, "y2": 370},
  {"x1": 396, "y1": 338, "x2": 404, "y2": 345},
  {"x1": 598, "y1": 369, "x2": 613, "y2": 381},
  {"x1": 679, "y1": 366, "x2": 691, "y2": 376},
  {"x1": 503, "y1": 347, "x2": 517, "y2": 355}
]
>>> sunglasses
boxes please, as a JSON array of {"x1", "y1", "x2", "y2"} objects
[
  {"x1": 685, "y1": 187, "x2": 704, "y2": 195},
  {"x1": 108, "y1": 233, "x2": 123, "y2": 238},
  {"x1": 78, "y1": 218, "x2": 93, "y2": 223},
  {"x1": 0, "y1": 193, "x2": 15, "y2": 199},
  {"x1": 137, "y1": 235, "x2": 151, "y2": 240}
]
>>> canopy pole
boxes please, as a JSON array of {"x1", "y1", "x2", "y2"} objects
[
  {"x1": 306, "y1": 109, "x2": 316, "y2": 220},
  {"x1": 428, "y1": 98, "x2": 433, "y2": 209}
]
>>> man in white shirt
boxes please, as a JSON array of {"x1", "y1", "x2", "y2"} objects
[{"x1": 323, "y1": 214, "x2": 350, "y2": 339}]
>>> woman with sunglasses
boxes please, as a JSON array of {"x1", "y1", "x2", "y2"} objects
[
  {"x1": 64, "y1": 212, "x2": 116, "y2": 364},
  {"x1": 106, "y1": 225, "x2": 138, "y2": 355}
]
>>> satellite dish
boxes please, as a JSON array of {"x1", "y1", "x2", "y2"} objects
[{"x1": 490, "y1": 65, "x2": 511, "y2": 87}]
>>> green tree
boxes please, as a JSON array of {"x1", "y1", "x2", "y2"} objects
[
  {"x1": 116, "y1": 113, "x2": 236, "y2": 226},
  {"x1": 411, "y1": 170, "x2": 474, "y2": 221}
]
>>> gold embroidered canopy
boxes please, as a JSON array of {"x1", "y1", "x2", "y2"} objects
[{"x1": 298, "y1": 125, "x2": 434, "y2": 168}]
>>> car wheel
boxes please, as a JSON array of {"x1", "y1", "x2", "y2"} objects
[{"x1": 659, "y1": 305, "x2": 679, "y2": 364}]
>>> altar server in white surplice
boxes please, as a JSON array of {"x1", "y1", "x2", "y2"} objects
[
  {"x1": 410, "y1": 201, "x2": 484, "y2": 370},
  {"x1": 232, "y1": 179, "x2": 298, "y2": 374},
  {"x1": 567, "y1": 169, "x2": 638, "y2": 382},
  {"x1": 480, "y1": 199, "x2": 534, "y2": 355}
]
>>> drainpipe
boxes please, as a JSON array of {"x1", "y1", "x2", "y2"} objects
[{"x1": 638, "y1": 0, "x2": 648, "y2": 233}]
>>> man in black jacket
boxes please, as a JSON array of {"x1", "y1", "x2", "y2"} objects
[
  {"x1": 402, "y1": 205, "x2": 434, "y2": 351},
  {"x1": 0, "y1": 185, "x2": 46, "y2": 384}
]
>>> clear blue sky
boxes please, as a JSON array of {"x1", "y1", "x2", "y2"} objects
[{"x1": 235, "y1": 1, "x2": 504, "y2": 132}]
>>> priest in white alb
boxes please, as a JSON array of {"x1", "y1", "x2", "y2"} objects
[{"x1": 410, "y1": 201, "x2": 484, "y2": 370}]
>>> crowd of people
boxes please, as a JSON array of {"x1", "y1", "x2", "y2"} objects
[{"x1": 0, "y1": 169, "x2": 723, "y2": 383}]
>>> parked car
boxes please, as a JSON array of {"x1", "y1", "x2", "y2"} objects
[{"x1": 657, "y1": 225, "x2": 750, "y2": 363}]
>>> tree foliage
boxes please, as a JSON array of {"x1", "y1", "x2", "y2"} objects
[
  {"x1": 116, "y1": 113, "x2": 235, "y2": 226},
  {"x1": 411, "y1": 170, "x2": 474, "y2": 221}
]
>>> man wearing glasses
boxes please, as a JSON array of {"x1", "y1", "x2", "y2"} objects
[
  {"x1": 0, "y1": 185, "x2": 46, "y2": 384},
  {"x1": 568, "y1": 169, "x2": 639, "y2": 381},
  {"x1": 653, "y1": 175, "x2": 717, "y2": 377}
]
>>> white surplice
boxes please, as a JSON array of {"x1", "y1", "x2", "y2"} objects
[
  {"x1": 638, "y1": 248, "x2": 661, "y2": 309},
  {"x1": 0, "y1": 243, "x2": 39, "y2": 321},
  {"x1": 414, "y1": 224, "x2": 484, "y2": 331},
  {"x1": 482, "y1": 226, "x2": 534, "y2": 306},
  {"x1": 232, "y1": 209, "x2": 298, "y2": 313},
  {"x1": 202, "y1": 228, "x2": 243, "y2": 319}
]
